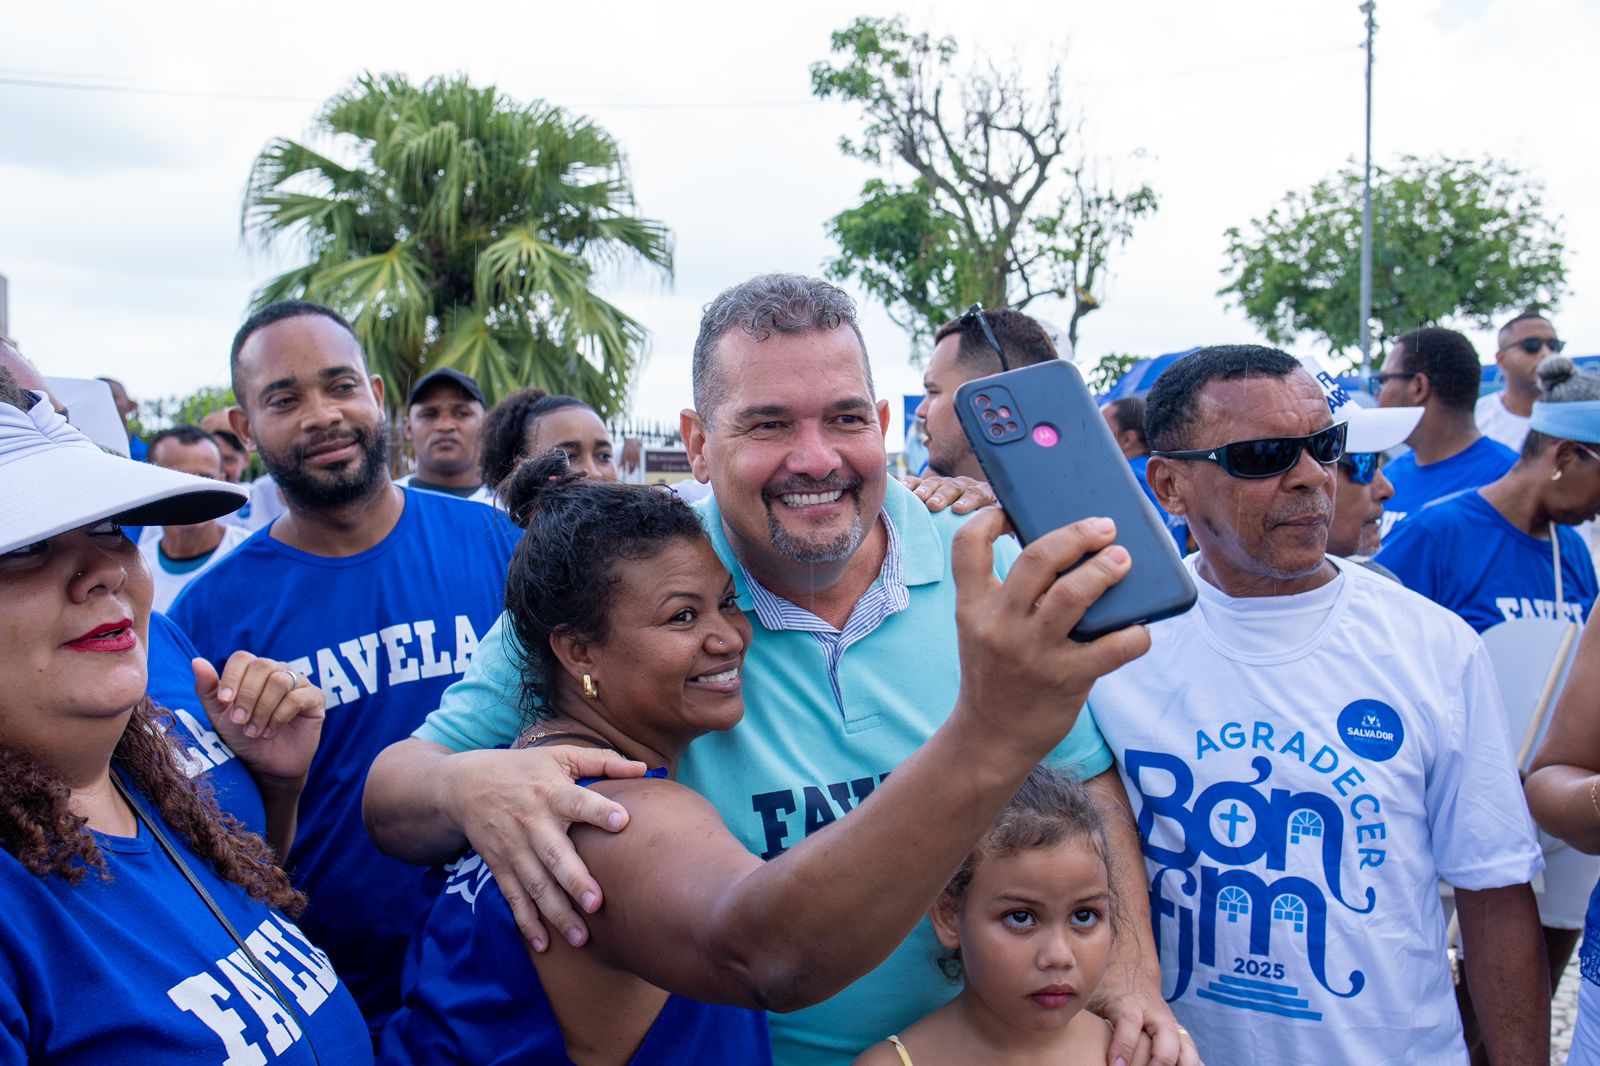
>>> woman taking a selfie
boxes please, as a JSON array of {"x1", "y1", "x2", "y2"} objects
[
  {"x1": 0, "y1": 370, "x2": 372, "y2": 1064},
  {"x1": 379, "y1": 451, "x2": 1148, "y2": 1064}
]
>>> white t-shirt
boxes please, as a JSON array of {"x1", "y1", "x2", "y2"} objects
[
  {"x1": 137, "y1": 523, "x2": 255, "y2": 613},
  {"x1": 1475, "y1": 391, "x2": 1531, "y2": 454},
  {"x1": 1089, "y1": 555, "x2": 1541, "y2": 1066},
  {"x1": 394, "y1": 473, "x2": 496, "y2": 506},
  {"x1": 220, "y1": 473, "x2": 290, "y2": 531}
]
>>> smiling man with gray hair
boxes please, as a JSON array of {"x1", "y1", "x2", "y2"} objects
[{"x1": 365, "y1": 273, "x2": 1195, "y2": 1066}]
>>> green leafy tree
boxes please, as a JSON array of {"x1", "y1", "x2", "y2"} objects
[
  {"x1": 1086, "y1": 352, "x2": 1141, "y2": 394},
  {"x1": 1221, "y1": 155, "x2": 1567, "y2": 359},
  {"x1": 136, "y1": 386, "x2": 236, "y2": 434},
  {"x1": 811, "y1": 17, "x2": 1157, "y2": 357},
  {"x1": 242, "y1": 72, "x2": 672, "y2": 420}
]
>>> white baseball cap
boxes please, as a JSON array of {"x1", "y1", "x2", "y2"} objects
[
  {"x1": 0, "y1": 392, "x2": 247, "y2": 554},
  {"x1": 1300, "y1": 357, "x2": 1421, "y2": 454}
]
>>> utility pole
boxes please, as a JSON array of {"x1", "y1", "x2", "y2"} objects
[{"x1": 1359, "y1": 1, "x2": 1377, "y2": 371}]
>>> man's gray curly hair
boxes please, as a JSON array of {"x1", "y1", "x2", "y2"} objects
[{"x1": 691, "y1": 273, "x2": 873, "y2": 422}]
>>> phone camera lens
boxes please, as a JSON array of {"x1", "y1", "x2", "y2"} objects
[
  {"x1": 988, "y1": 424, "x2": 1004, "y2": 439},
  {"x1": 974, "y1": 395, "x2": 992, "y2": 409},
  {"x1": 982, "y1": 410, "x2": 998, "y2": 423},
  {"x1": 997, "y1": 406, "x2": 1012, "y2": 419},
  {"x1": 1005, "y1": 421, "x2": 1018, "y2": 433}
]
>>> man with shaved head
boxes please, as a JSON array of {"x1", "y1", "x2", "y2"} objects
[{"x1": 1478, "y1": 310, "x2": 1565, "y2": 452}]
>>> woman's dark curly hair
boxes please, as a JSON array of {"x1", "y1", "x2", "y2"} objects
[
  {"x1": 935, "y1": 765, "x2": 1119, "y2": 980},
  {"x1": 0, "y1": 697, "x2": 306, "y2": 916},
  {"x1": 502, "y1": 450, "x2": 706, "y2": 726},
  {"x1": 479, "y1": 388, "x2": 595, "y2": 494}
]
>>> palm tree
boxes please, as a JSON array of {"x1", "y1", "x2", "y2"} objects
[{"x1": 242, "y1": 72, "x2": 672, "y2": 419}]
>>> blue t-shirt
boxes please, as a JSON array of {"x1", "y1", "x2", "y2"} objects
[
  {"x1": 413, "y1": 479, "x2": 1114, "y2": 1065},
  {"x1": 147, "y1": 612, "x2": 267, "y2": 836},
  {"x1": 1130, "y1": 454, "x2": 1188, "y2": 549},
  {"x1": 380, "y1": 768, "x2": 772, "y2": 1066},
  {"x1": 169, "y1": 489, "x2": 520, "y2": 1034},
  {"x1": 1375, "y1": 489, "x2": 1597, "y2": 633},
  {"x1": 0, "y1": 777, "x2": 373, "y2": 1065},
  {"x1": 1380, "y1": 436, "x2": 1517, "y2": 536},
  {"x1": 1583, "y1": 882, "x2": 1600, "y2": 989}
]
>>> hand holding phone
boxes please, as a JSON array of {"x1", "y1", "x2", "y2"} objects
[{"x1": 954, "y1": 361, "x2": 1197, "y2": 639}]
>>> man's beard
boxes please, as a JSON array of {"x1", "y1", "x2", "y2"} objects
[
  {"x1": 260, "y1": 421, "x2": 390, "y2": 511},
  {"x1": 924, "y1": 436, "x2": 973, "y2": 479},
  {"x1": 763, "y1": 474, "x2": 867, "y2": 565}
]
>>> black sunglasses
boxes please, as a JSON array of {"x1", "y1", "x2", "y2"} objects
[
  {"x1": 1338, "y1": 451, "x2": 1382, "y2": 485},
  {"x1": 1152, "y1": 423, "x2": 1348, "y2": 479},
  {"x1": 1501, "y1": 336, "x2": 1565, "y2": 356},
  {"x1": 960, "y1": 304, "x2": 1010, "y2": 372}
]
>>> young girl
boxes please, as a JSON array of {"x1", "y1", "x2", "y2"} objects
[{"x1": 855, "y1": 767, "x2": 1135, "y2": 1066}]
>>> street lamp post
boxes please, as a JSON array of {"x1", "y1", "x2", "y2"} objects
[{"x1": 1359, "y1": 1, "x2": 1377, "y2": 371}]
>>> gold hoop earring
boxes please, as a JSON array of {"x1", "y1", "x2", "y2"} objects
[{"x1": 582, "y1": 674, "x2": 599, "y2": 700}]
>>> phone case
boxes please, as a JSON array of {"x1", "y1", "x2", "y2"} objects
[{"x1": 954, "y1": 361, "x2": 1197, "y2": 640}]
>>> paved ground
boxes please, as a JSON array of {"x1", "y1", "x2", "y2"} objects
[{"x1": 1555, "y1": 954, "x2": 1579, "y2": 1063}]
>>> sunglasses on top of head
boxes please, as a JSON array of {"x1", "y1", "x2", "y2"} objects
[
  {"x1": 1152, "y1": 422, "x2": 1348, "y2": 479},
  {"x1": 959, "y1": 303, "x2": 1011, "y2": 372},
  {"x1": 1501, "y1": 337, "x2": 1564, "y2": 356}
]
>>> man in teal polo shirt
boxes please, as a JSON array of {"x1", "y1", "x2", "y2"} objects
[{"x1": 364, "y1": 274, "x2": 1190, "y2": 1066}]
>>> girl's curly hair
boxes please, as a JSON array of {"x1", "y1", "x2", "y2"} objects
[
  {"x1": 0, "y1": 698, "x2": 306, "y2": 915},
  {"x1": 478, "y1": 387, "x2": 595, "y2": 494},
  {"x1": 500, "y1": 450, "x2": 705, "y2": 727}
]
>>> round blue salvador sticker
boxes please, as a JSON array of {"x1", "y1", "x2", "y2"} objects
[{"x1": 1337, "y1": 700, "x2": 1404, "y2": 762}]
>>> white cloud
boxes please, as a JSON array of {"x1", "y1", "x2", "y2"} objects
[{"x1": 2, "y1": 0, "x2": 1595, "y2": 454}]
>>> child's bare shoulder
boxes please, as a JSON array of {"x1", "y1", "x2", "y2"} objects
[{"x1": 1059, "y1": 1013, "x2": 1117, "y2": 1064}]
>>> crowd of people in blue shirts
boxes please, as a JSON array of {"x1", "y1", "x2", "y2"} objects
[{"x1": 2, "y1": 280, "x2": 1600, "y2": 1066}]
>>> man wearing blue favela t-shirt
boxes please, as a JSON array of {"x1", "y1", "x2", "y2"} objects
[
  {"x1": 1109, "y1": 344, "x2": 1546, "y2": 1064},
  {"x1": 169, "y1": 301, "x2": 522, "y2": 1038},
  {"x1": 365, "y1": 275, "x2": 1195, "y2": 1066},
  {"x1": 1372, "y1": 327, "x2": 1517, "y2": 537}
]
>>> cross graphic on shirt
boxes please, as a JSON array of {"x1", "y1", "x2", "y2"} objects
[{"x1": 1218, "y1": 803, "x2": 1250, "y2": 843}]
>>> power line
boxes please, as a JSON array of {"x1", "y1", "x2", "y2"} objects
[
  {"x1": 0, "y1": 71, "x2": 809, "y2": 110},
  {"x1": 0, "y1": 44, "x2": 1358, "y2": 110},
  {"x1": 0, "y1": 73, "x2": 319, "y2": 103}
]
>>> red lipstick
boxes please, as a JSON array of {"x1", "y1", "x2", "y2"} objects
[{"x1": 63, "y1": 619, "x2": 136, "y2": 653}]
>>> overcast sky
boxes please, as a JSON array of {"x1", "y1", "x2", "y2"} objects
[{"x1": 3, "y1": 0, "x2": 1594, "y2": 447}]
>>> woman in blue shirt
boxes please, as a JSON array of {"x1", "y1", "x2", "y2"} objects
[
  {"x1": 1380, "y1": 356, "x2": 1600, "y2": 1050},
  {"x1": 380, "y1": 450, "x2": 1147, "y2": 1065},
  {"x1": 1529, "y1": 614, "x2": 1600, "y2": 1064},
  {"x1": 1377, "y1": 357, "x2": 1600, "y2": 633},
  {"x1": 0, "y1": 372, "x2": 372, "y2": 1065}
]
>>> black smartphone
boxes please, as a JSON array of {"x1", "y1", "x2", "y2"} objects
[{"x1": 954, "y1": 361, "x2": 1197, "y2": 640}]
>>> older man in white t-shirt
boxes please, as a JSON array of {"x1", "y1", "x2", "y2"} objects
[
  {"x1": 1090, "y1": 344, "x2": 1547, "y2": 1064},
  {"x1": 1477, "y1": 311, "x2": 1565, "y2": 453},
  {"x1": 138, "y1": 425, "x2": 254, "y2": 611}
]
